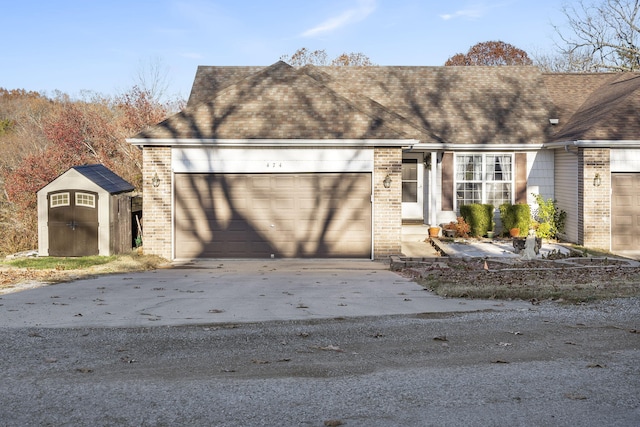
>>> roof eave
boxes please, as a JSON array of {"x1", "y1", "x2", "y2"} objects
[
  {"x1": 411, "y1": 143, "x2": 545, "y2": 151},
  {"x1": 126, "y1": 138, "x2": 418, "y2": 148}
]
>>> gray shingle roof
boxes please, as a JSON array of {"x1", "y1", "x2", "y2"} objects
[
  {"x1": 544, "y1": 73, "x2": 640, "y2": 142},
  {"x1": 73, "y1": 164, "x2": 134, "y2": 194},
  {"x1": 134, "y1": 62, "x2": 640, "y2": 145}
]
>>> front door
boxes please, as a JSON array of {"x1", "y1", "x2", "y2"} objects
[
  {"x1": 401, "y1": 155, "x2": 424, "y2": 220},
  {"x1": 48, "y1": 190, "x2": 99, "y2": 256}
]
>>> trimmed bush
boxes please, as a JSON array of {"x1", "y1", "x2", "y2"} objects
[
  {"x1": 499, "y1": 203, "x2": 531, "y2": 237},
  {"x1": 483, "y1": 204, "x2": 495, "y2": 231},
  {"x1": 460, "y1": 203, "x2": 493, "y2": 237}
]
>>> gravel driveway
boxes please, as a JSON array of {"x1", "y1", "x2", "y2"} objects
[{"x1": 1, "y1": 296, "x2": 639, "y2": 426}]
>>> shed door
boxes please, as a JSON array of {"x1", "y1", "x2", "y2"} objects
[
  {"x1": 174, "y1": 173, "x2": 372, "y2": 258},
  {"x1": 48, "y1": 191, "x2": 99, "y2": 256},
  {"x1": 612, "y1": 173, "x2": 640, "y2": 251}
]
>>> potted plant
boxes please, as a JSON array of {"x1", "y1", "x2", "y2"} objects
[
  {"x1": 486, "y1": 221, "x2": 496, "y2": 238},
  {"x1": 443, "y1": 222, "x2": 457, "y2": 238},
  {"x1": 442, "y1": 217, "x2": 470, "y2": 238}
]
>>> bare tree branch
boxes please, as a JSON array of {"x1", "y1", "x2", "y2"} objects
[{"x1": 556, "y1": 0, "x2": 640, "y2": 71}]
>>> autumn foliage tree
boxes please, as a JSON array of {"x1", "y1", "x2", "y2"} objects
[
  {"x1": 445, "y1": 41, "x2": 533, "y2": 66},
  {"x1": 0, "y1": 86, "x2": 170, "y2": 255}
]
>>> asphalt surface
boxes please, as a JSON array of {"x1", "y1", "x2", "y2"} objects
[{"x1": 0, "y1": 259, "x2": 638, "y2": 426}]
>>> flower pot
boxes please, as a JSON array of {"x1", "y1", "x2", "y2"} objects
[
  {"x1": 486, "y1": 231, "x2": 494, "y2": 239},
  {"x1": 443, "y1": 229, "x2": 456, "y2": 238},
  {"x1": 428, "y1": 226, "x2": 440, "y2": 238},
  {"x1": 509, "y1": 228, "x2": 520, "y2": 237}
]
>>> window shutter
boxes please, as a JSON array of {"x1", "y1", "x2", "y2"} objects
[
  {"x1": 515, "y1": 153, "x2": 527, "y2": 204},
  {"x1": 441, "y1": 152, "x2": 454, "y2": 211}
]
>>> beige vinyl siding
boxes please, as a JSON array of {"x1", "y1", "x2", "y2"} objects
[{"x1": 554, "y1": 150, "x2": 579, "y2": 243}]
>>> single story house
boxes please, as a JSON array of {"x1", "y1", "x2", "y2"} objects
[{"x1": 127, "y1": 61, "x2": 640, "y2": 260}]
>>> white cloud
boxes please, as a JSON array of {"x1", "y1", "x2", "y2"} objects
[
  {"x1": 302, "y1": 0, "x2": 376, "y2": 37},
  {"x1": 440, "y1": 2, "x2": 490, "y2": 21}
]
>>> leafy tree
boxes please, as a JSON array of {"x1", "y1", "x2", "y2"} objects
[
  {"x1": 554, "y1": 0, "x2": 640, "y2": 72},
  {"x1": 281, "y1": 48, "x2": 375, "y2": 66},
  {"x1": 445, "y1": 41, "x2": 533, "y2": 66}
]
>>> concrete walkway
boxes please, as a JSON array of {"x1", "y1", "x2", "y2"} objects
[{"x1": 402, "y1": 224, "x2": 575, "y2": 259}]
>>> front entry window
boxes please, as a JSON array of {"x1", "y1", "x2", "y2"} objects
[
  {"x1": 456, "y1": 154, "x2": 513, "y2": 209},
  {"x1": 402, "y1": 158, "x2": 418, "y2": 202}
]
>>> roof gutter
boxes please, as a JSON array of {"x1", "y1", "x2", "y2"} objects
[
  {"x1": 543, "y1": 140, "x2": 640, "y2": 149},
  {"x1": 410, "y1": 143, "x2": 545, "y2": 151},
  {"x1": 126, "y1": 138, "x2": 418, "y2": 148}
]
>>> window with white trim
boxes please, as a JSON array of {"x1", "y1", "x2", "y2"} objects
[
  {"x1": 455, "y1": 154, "x2": 513, "y2": 209},
  {"x1": 50, "y1": 192, "x2": 70, "y2": 208},
  {"x1": 75, "y1": 192, "x2": 96, "y2": 208}
]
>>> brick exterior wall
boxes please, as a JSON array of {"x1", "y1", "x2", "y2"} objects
[
  {"x1": 142, "y1": 147, "x2": 172, "y2": 259},
  {"x1": 373, "y1": 147, "x2": 402, "y2": 259},
  {"x1": 578, "y1": 148, "x2": 611, "y2": 250},
  {"x1": 141, "y1": 146, "x2": 403, "y2": 260}
]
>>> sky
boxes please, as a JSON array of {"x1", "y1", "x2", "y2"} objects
[{"x1": 3, "y1": 0, "x2": 569, "y2": 101}]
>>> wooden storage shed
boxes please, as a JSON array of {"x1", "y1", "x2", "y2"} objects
[{"x1": 37, "y1": 164, "x2": 135, "y2": 257}]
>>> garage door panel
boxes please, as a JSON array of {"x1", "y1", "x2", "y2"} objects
[
  {"x1": 175, "y1": 173, "x2": 372, "y2": 258},
  {"x1": 612, "y1": 173, "x2": 640, "y2": 251}
]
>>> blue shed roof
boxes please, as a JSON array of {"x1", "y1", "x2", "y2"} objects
[{"x1": 72, "y1": 164, "x2": 135, "y2": 194}]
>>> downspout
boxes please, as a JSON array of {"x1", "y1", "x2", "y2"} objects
[{"x1": 564, "y1": 144, "x2": 578, "y2": 156}]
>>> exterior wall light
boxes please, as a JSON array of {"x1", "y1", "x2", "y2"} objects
[
  {"x1": 383, "y1": 174, "x2": 392, "y2": 188},
  {"x1": 152, "y1": 172, "x2": 161, "y2": 188},
  {"x1": 593, "y1": 173, "x2": 602, "y2": 187}
]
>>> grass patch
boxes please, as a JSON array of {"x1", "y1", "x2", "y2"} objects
[
  {"x1": 4, "y1": 256, "x2": 117, "y2": 270},
  {"x1": 1, "y1": 253, "x2": 169, "y2": 290}
]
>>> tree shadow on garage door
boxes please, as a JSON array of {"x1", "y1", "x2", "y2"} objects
[{"x1": 174, "y1": 171, "x2": 372, "y2": 258}]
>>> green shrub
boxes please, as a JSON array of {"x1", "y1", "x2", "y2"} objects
[
  {"x1": 483, "y1": 204, "x2": 495, "y2": 231},
  {"x1": 532, "y1": 193, "x2": 566, "y2": 239},
  {"x1": 499, "y1": 203, "x2": 513, "y2": 231},
  {"x1": 499, "y1": 203, "x2": 531, "y2": 237},
  {"x1": 460, "y1": 203, "x2": 493, "y2": 237}
]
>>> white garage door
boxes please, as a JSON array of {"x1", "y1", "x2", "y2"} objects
[{"x1": 174, "y1": 173, "x2": 372, "y2": 258}]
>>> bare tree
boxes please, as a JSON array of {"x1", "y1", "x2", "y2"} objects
[
  {"x1": 555, "y1": 0, "x2": 640, "y2": 71},
  {"x1": 133, "y1": 56, "x2": 172, "y2": 102},
  {"x1": 533, "y1": 50, "x2": 598, "y2": 72},
  {"x1": 281, "y1": 48, "x2": 374, "y2": 67}
]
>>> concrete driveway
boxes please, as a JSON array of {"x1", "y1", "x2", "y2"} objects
[{"x1": 0, "y1": 260, "x2": 527, "y2": 328}]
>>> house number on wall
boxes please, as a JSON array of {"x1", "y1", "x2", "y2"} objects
[{"x1": 266, "y1": 162, "x2": 283, "y2": 168}]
